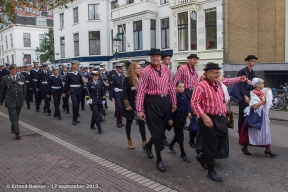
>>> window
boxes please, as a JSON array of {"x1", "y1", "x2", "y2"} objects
[
  {"x1": 133, "y1": 21, "x2": 142, "y2": 50},
  {"x1": 1, "y1": 46, "x2": 3, "y2": 55},
  {"x1": 23, "y1": 54, "x2": 31, "y2": 64},
  {"x1": 60, "y1": 13, "x2": 64, "y2": 28},
  {"x1": 7, "y1": 56, "x2": 9, "y2": 63},
  {"x1": 39, "y1": 34, "x2": 45, "y2": 47},
  {"x1": 118, "y1": 25, "x2": 126, "y2": 52},
  {"x1": 88, "y1": 4, "x2": 100, "y2": 20},
  {"x1": 111, "y1": 0, "x2": 118, "y2": 9},
  {"x1": 11, "y1": 55, "x2": 14, "y2": 64},
  {"x1": 161, "y1": 18, "x2": 169, "y2": 49},
  {"x1": 73, "y1": 7, "x2": 78, "y2": 23},
  {"x1": 111, "y1": 30, "x2": 114, "y2": 54},
  {"x1": 160, "y1": 0, "x2": 169, "y2": 4},
  {"x1": 37, "y1": 17, "x2": 47, "y2": 26},
  {"x1": 89, "y1": 31, "x2": 101, "y2": 55},
  {"x1": 23, "y1": 33, "x2": 31, "y2": 47},
  {"x1": 5, "y1": 36, "x2": 8, "y2": 49},
  {"x1": 60, "y1": 37, "x2": 65, "y2": 58},
  {"x1": 74, "y1": 33, "x2": 79, "y2": 56},
  {"x1": 10, "y1": 34, "x2": 13, "y2": 48},
  {"x1": 0, "y1": 46, "x2": 1, "y2": 55},
  {"x1": 178, "y1": 12, "x2": 188, "y2": 51},
  {"x1": 205, "y1": 8, "x2": 217, "y2": 49},
  {"x1": 191, "y1": 12, "x2": 197, "y2": 50},
  {"x1": 150, "y1": 20, "x2": 156, "y2": 49},
  {"x1": 127, "y1": 0, "x2": 134, "y2": 4}
]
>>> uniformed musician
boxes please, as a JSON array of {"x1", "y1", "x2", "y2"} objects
[
  {"x1": 38, "y1": 62, "x2": 51, "y2": 115},
  {"x1": 60, "y1": 64, "x2": 70, "y2": 114},
  {"x1": 21, "y1": 64, "x2": 32, "y2": 109},
  {"x1": 47, "y1": 66, "x2": 65, "y2": 120},
  {"x1": 64, "y1": 60, "x2": 84, "y2": 125},
  {"x1": 30, "y1": 61, "x2": 42, "y2": 112},
  {"x1": 86, "y1": 71, "x2": 106, "y2": 133},
  {"x1": 109, "y1": 63, "x2": 124, "y2": 128}
]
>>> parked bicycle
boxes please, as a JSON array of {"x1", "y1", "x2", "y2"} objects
[{"x1": 271, "y1": 83, "x2": 288, "y2": 110}]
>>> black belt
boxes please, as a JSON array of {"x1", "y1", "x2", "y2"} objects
[
  {"x1": 207, "y1": 113, "x2": 225, "y2": 117},
  {"x1": 185, "y1": 88, "x2": 193, "y2": 91},
  {"x1": 146, "y1": 94, "x2": 167, "y2": 98}
]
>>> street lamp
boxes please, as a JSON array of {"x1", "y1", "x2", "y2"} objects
[
  {"x1": 113, "y1": 33, "x2": 121, "y2": 60},
  {"x1": 35, "y1": 47, "x2": 40, "y2": 62}
]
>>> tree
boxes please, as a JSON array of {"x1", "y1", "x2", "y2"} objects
[
  {"x1": 0, "y1": 0, "x2": 75, "y2": 24},
  {"x1": 40, "y1": 27, "x2": 54, "y2": 63}
]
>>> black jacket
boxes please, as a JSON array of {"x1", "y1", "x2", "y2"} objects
[
  {"x1": 122, "y1": 76, "x2": 137, "y2": 119},
  {"x1": 237, "y1": 66, "x2": 256, "y2": 98},
  {"x1": 86, "y1": 80, "x2": 105, "y2": 105}
]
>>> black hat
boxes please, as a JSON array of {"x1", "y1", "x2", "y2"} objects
[
  {"x1": 148, "y1": 49, "x2": 162, "y2": 56},
  {"x1": 161, "y1": 52, "x2": 172, "y2": 59},
  {"x1": 203, "y1": 62, "x2": 222, "y2": 71},
  {"x1": 244, "y1": 55, "x2": 258, "y2": 61},
  {"x1": 187, "y1": 54, "x2": 199, "y2": 59}
]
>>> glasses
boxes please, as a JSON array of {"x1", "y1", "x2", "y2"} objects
[{"x1": 209, "y1": 71, "x2": 221, "y2": 75}]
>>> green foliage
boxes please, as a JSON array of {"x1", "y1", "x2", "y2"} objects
[
  {"x1": 0, "y1": 0, "x2": 75, "y2": 24},
  {"x1": 39, "y1": 28, "x2": 54, "y2": 63}
]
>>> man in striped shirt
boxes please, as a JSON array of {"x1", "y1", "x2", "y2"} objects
[
  {"x1": 191, "y1": 62, "x2": 246, "y2": 182},
  {"x1": 136, "y1": 49, "x2": 176, "y2": 172}
]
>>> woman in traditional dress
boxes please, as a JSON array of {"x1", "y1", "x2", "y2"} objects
[
  {"x1": 239, "y1": 78, "x2": 277, "y2": 157},
  {"x1": 122, "y1": 62, "x2": 146, "y2": 149}
]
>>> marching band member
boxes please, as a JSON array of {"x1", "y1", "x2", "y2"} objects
[{"x1": 38, "y1": 62, "x2": 51, "y2": 116}]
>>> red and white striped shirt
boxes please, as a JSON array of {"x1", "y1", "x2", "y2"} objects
[
  {"x1": 136, "y1": 64, "x2": 177, "y2": 112},
  {"x1": 174, "y1": 64, "x2": 199, "y2": 88},
  {"x1": 191, "y1": 77, "x2": 242, "y2": 118}
]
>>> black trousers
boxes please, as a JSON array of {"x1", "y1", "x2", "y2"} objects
[
  {"x1": 62, "y1": 94, "x2": 70, "y2": 112},
  {"x1": 70, "y1": 93, "x2": 81, "y2": 122},
  {"x1": 81, "y1": 89, "x2": 85, "y2": 109},
  {"x1": 8, "y1": 107, "x2": 21, "y2": 134},
  {"x1": 33, "y1": 88, "x2": 42, "y2": 110},
  {"x1": 144, "y1": 95, "x2": 169, "y2": 152},
  {"x1": 125, "y1": 118, "x2": 146, "y2": 141},
  {"x1": 25, "y1": 88, "x2": 32, "y2": 108},
  {"x1": 199, "y1": 114, "x2": 228, "y2": 166},
  {"x1": 115, "y1": 98, "x2": 123, "y2": 124},
  {"x1": 238, "y1": 100, "x2": 249, "y2": 133},
  {"x1": 172, "y1": 112, "x2": 187, "y2": 144},
  {"x1": 52, "y1": 93, "x2": 61, "y2": 117},
  {"x1": 90, "y1": 104, "x2": 102, "y2": 130},
  {"x1": 41, "y1": 92, "x2": 51, "y2": 113}
]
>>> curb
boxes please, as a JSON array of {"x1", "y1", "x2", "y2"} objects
[{"x1": 234, "y1": 112, "x2": 287, "y2": 122}]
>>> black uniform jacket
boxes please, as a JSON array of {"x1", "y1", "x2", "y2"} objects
[
  {"x1": 21, "y1": 71, "x2": 32, "y2": 90},
  {"x1": 86, "y1": 80, "x2": 105, "y2": 105},
  {"x1": 237, "y1": 66, "x2": 256, "y2": 98},
  {"x1": 109, "y1": 73, "x2": 124, "y2": 100},
  {"x1": 64, "y1": 71, "x2": 84, "y2": 94},
  {"x1": 122, "y1": 76, "x2": 137, "y2": 119},
  {"x1": 47, "y1": 75, "x2": 64, "y2": 95}
]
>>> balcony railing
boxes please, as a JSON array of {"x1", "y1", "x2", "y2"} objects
[{"x1": 173, "y1": 0, "x2": 198, "y2": 5}]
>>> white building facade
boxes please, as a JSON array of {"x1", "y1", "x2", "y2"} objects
[
  {"x1": 0, "y1": 25, "x2": 50, "y2": 66},
  {"x1": 53, "y1": 0, "x2": 223, "y2": 72}
]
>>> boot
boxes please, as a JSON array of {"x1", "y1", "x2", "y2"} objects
[
  {"x1": 128, "y1": 139, "x2": 135, "y2": 149},
  {"x1": 142, "y1": 141, "x2": 147, "y2": 151}
]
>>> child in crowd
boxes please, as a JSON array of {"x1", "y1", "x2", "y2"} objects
[{"x1": 167, "y1": 81, "x2": 192, "y2": 163}]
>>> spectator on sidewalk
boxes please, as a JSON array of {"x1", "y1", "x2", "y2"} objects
[{"x1": 0, "y1": 64, "x2": 26, "y2": 140}]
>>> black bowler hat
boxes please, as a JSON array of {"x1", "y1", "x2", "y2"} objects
[
  {"x1": 187, "y1": 54, "x2": 199, "y2": 59},
  {"x1": 244, "y1": 55, "x2": 258, "y2": 61},
  {"x1": 148, "y1": 48, "x2": 162, "y2": 56},
  {"x1": 203, "y1": 62, "x2": 222, "y2": 71},
  {"x1": 161, "y1": 52, "x2": 172, "y2": 59}
]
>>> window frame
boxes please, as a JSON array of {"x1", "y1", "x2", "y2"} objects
[
  {"x1": 10, "y1": 34, "x2": 13, "y2": 48},
  {"x1": 205, "y1": 8, "x2": 217, "y2": 50},
  {"x1": 74, "y1": 33, "x2": 80, "y2": 57},
  {"x1": 88, "y1": 4, "x2": 100, "y2": 21},
  {"x1": 59, "y1": 13, "x2": 64, "y2": 28},
  {"x1": 161, "y1": 18, "x2": 170, "y2": 49},
  {"x1": 150, "y1": 19, "x2": 156, "y2": 49},
  {"x1": 60, "y1": 37, "x2": 65, "y2": 58},
  {"x1": 89, "y1": 31, "x2": 101, "y2": 55},
  {"x1": 5, "y1": 36, "x2": 8, "y2": 49},
  {"x1": 178, "y1": 12, "x2": 188, "y2": 51},
  {"x1": 73, "y1": 7, "x2": 79, "y2": 23},
  {"x1": 118, "y1": 25, "x2": 126, "y2": 52},
  {"x1": 190, "y1": 11, "x2": 197, "y2": 50},
  {"x1": 160, "y1": 0, "x2": 169, "y2": 5},
  {"x1": 133, "y1": 20, "x2": 143, "y2": 50},
  {"x1": 23, "y1": 54, "x2": 31, "y2": 64},
  {"x1": 23, "y1": 33, "x2": 31, "y2": 47},
  {"x1": 39, "y1": 34, "x2": 45, "y2": 47}
]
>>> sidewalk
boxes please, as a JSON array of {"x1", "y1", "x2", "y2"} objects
[
  {"x1": 229, "y1": 105, "x2": 288, "y2": 121},
  {"x1": 0, "y1": 112, "x2": 174, "y2": 192}
]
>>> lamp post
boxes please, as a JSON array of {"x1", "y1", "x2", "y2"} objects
[
  {"x1": 35, "y1": 47, "x2": 40, "y2": 63},
  {"x1": 113, "y1": 33, "x2": 122, "y2": 61}
]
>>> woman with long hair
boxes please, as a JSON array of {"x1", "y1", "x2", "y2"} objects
[{"x1": 122, "y1": 62, "x2": 146, "y2": 149}]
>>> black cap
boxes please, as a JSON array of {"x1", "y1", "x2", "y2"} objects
[
  {"x1": 187, "y1": 54, "x2": 199, "y2": 59},
  {"x1": 203, "y1": 62, "x2": 222, "y2": 71},
  {"x1": 244, "y1": 55, "x2": 258, "y2": 61}
]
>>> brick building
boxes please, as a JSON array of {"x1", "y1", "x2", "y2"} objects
[{"x1": 224, "y1": 0, "x2": 288, "y2": 88}]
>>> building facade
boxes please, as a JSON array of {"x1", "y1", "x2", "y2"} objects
[{"x1": 0, "y1": 6, "x2": 53, "y2": 66}]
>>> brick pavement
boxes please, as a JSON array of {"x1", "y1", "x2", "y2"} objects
[{"x1": 0, "y1": 112, "x2": 176, "y2": 192}]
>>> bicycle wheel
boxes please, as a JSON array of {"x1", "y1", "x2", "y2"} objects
[{"x1": 271, "y1": 95, "x2": 286, "y2": 110}]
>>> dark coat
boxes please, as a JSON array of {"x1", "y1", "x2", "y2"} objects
[
  {"x1": 109, "y1": 73, "x2": 124, "y2": 100},
  {"x1": 237, "y1": 66, "x2": 256, "y2": 98},
  {"x1": 64, "y1": 71, "x2": 84, "y2": 95},
  {"x1": 47, "y1": 75, "x2": 64, "y2": 95},
  {"x1": 21, "y1": 71, "x2": 32, "y2": 90},
  {"x1": 0, "y1": 74, "x2": 26, "y2": 108},
  {"x1": 122, "y1": 76, "x2": 137, "y2": 119},
  {"x1": 38, "y1": 70, "x2": 50, "y2": 95},
  {"x1": 86, "y1": 80, "x2": 105, "y2": 105}
]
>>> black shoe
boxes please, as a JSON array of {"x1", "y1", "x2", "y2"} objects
[
  {"x1": 156, "y1": 162, "x2": 166, "y2": 172},
  {"x1": 27, "y1": 107, "x2": 31, "y2": 109},
  {"x1": 163, "y1": 139, "x2": 170, "y2": 146},
  {"x1": 207, "y1": 171, "x2": 223, "y2": 182},
  {"x1": 98, "y1": 128, "x2": 103, "y2": 134},
  {"x1": 90, "y1": 126, "x2": 96, "y2": 130},
  {"x1": 189, "y1": 141, "x2": 195, "y2": 148},
  {"x1": 121, "y1": 123, "x2": 125, "y2": 126},
  {"x1": 82, "y1": 108, "x2": 85, "y2": 110},
  {"x1": 145, "y1": 144, "x2": 153, "y2": 159},
  {"x1": 31, "y1": 101, "x2": 34, "y2": 103},
  {"x1": 58, "y1": 116, "x2": 62, "y2": 120},
  {"x1": 76, "y1": 120, "x2": 80, "y2": 123},
  {"x1": 48, "y1": 113, "x2": 51, "y2": 116},
  {"x1": 67, "y1": 111, "x2": 70, "y2": 114},
  {"x1": 15, "y1": 134, "x2": 21, "y2": 140},
  {"x1": 168, "y1": 147, "x2": 176, "y2": 154},
  {"x1": 117, "y1": 124, "x2": 122, "y2": 128},
  {"x1": 78, "y1": 114, "x2": 81, "y2": 117},
  {"x1": 242, "y1": 147, "x2": 252, "y2": 155},
  {"x1": 264, "y1": 150, "x2": 277, "y2": 157},
  {"x1": 62, "y1": 108, "x2": 66, "y2": 111},
  {"x1": 196, "y1": 154, "x2": 207, "y2": 170},
  {"x1": 73, "y1": 122, "x2": 77, "y2": 125},
  {"x1": 44, "y1": 110, "x2": 46, "y2": 113},
  {"x1": 181, "y1": 155, "x2": 190, "y2": 163}
]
